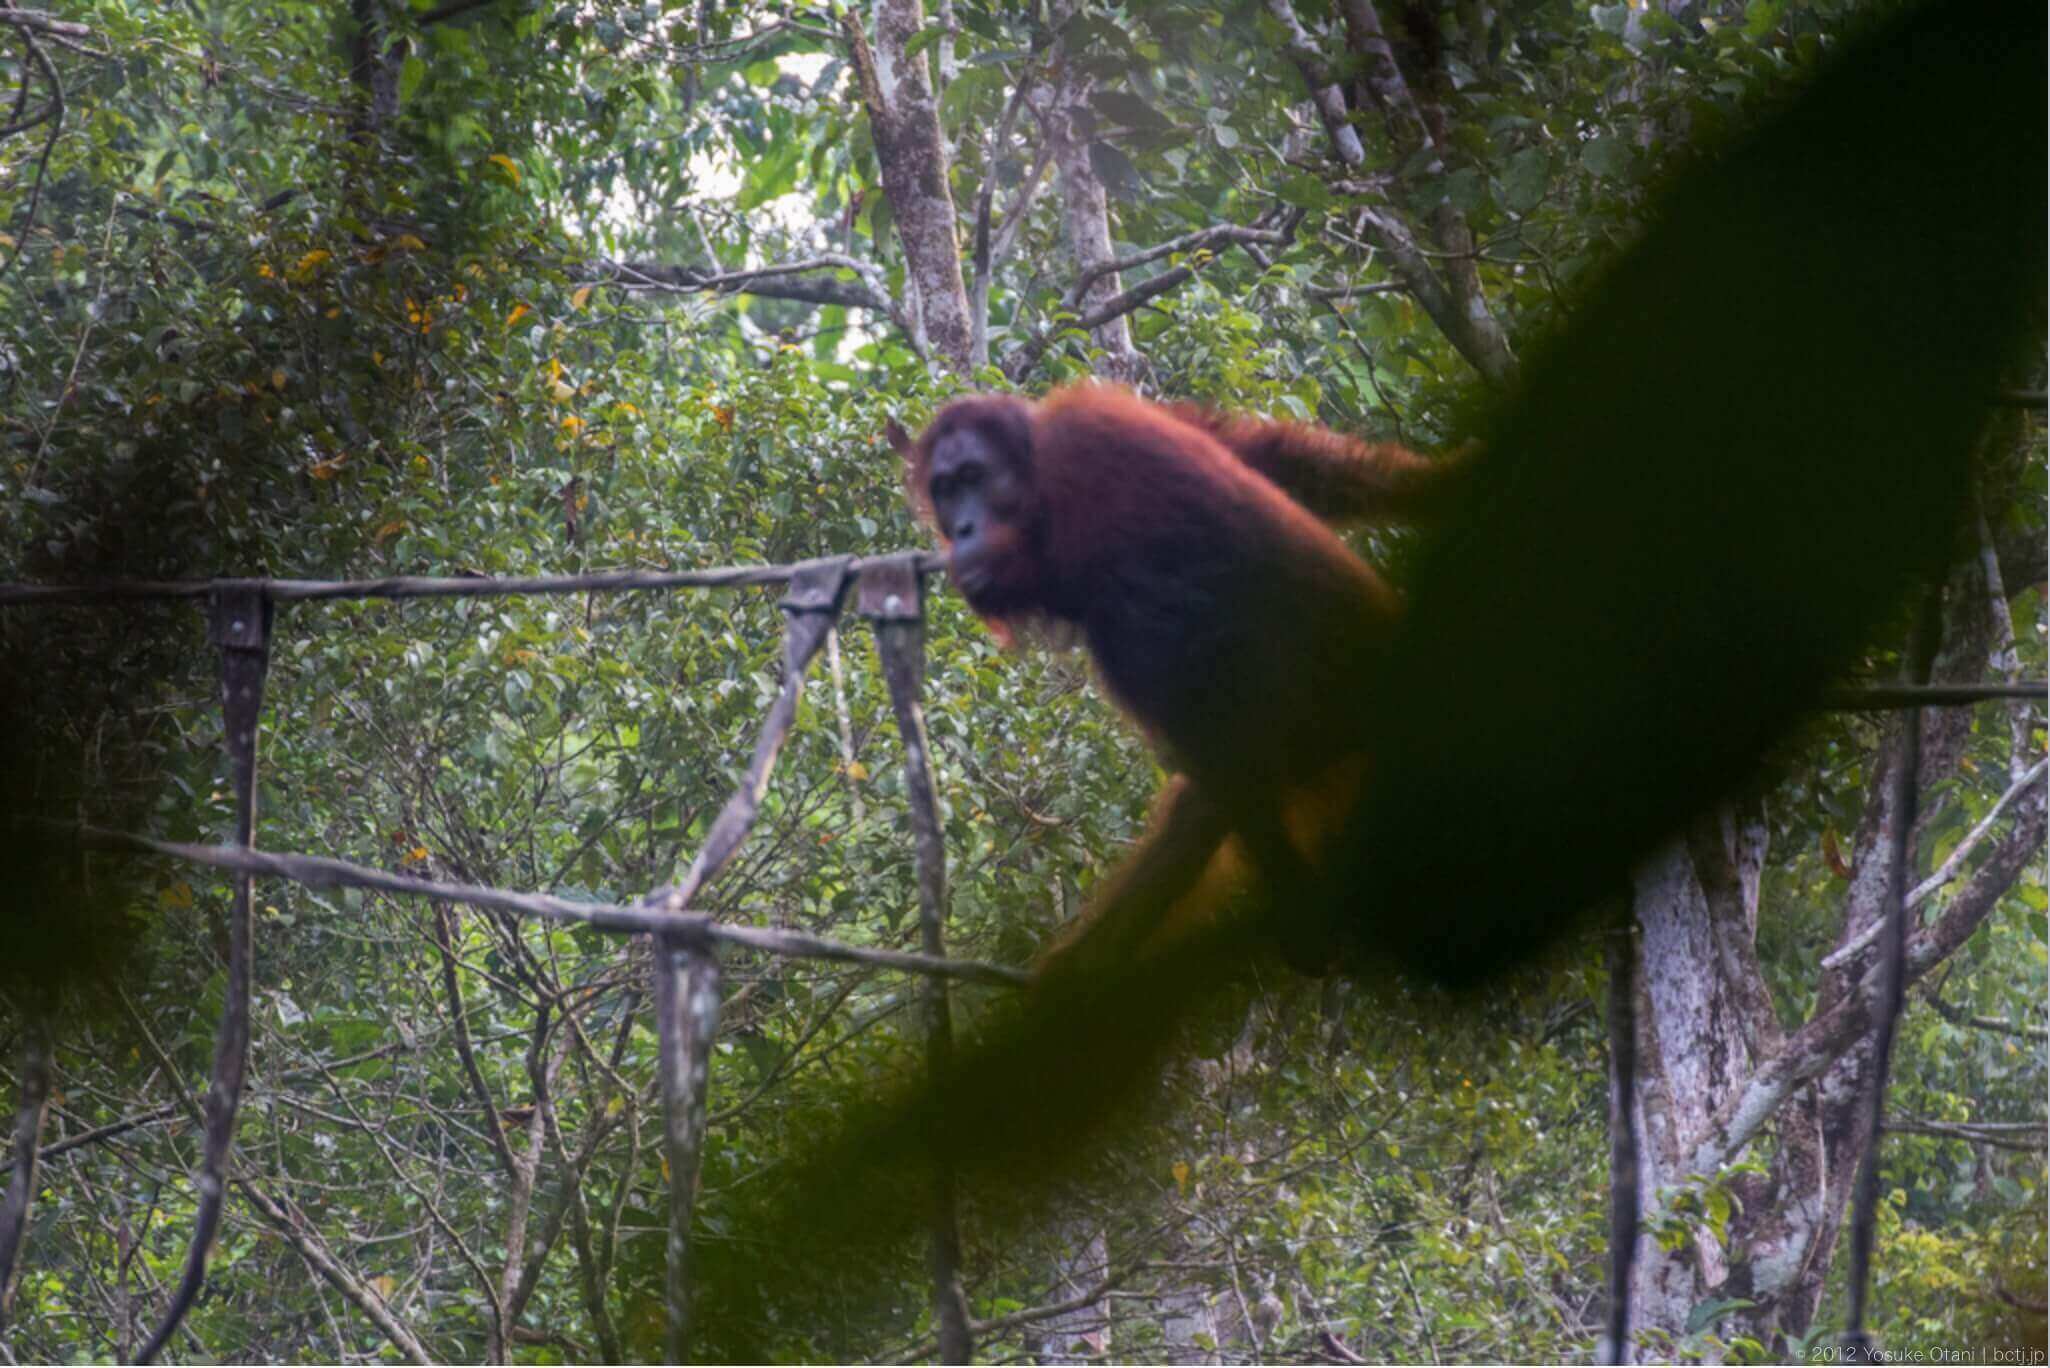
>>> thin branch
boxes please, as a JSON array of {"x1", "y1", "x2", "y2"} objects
[
  {"x1": 0, "y1": 20, "x2": 63, "y2": 282},
  {"x1": 1305, "y1": 281, "x2": 1405, "y2": 301},
  {"x1": 1063, "y1": 217, "x2": 1297, "y2": 307},
  {"x1": 990, "y1": 144, "x2": 1053, "y2": 273},
  {"x1": 417, "y1": 0, "x2": 500, "y2": 25},
  {"x1": 0, "y1": 100, "x2": 55, "y2": 138},
  {"x1": 601, "y1": 254, "x2": 879, "y2": 301},
  {"x1": 66, "y1": 826, "x2": 1029, "y2": 987},
  {"x1": 0, "y1": 1101, "x2": 179, "y2": 1174},
  {"x1": 0, "y1": 1026, "x2": 51, "y2": 1329},
  {"x1": 233, "y1": 1179, "x2": 434, "y2": 1364},
  {"x1": 598, "y1": 254, "x2": 915, "y2": 344},
  {"x1": 1352, "y1": 203, "x2": 1501, "y2": 378},
  {"x1": 1907, "y1": 754, "x2": 2048, "y2": 909},
  {"x1": 970, "y1": 75, "x2": 1035, "y2": 370},
  {"x1": 1821, "y1": 681, "x2": 2047, "y2": 709},
  {"x1": 1333, "y1": 0, "x2": 1514, "y2": 382},
  {"x1": 1883, "y1": 1116, "x2": 2045, "y2": 1152},
  {"x1": 662, "y1": 17, "x2": 803, "y2": 59},
  {"x1": 1684, "y1": 776, "x2": 2045, "y2": 1179},
  {"x1": 1972, "y1": 497, "x2": 2031, "y2": 784},
  {"x1": 895, "y1": 1273, "x2": 1124, "y2": 1359},
  {"x1": 1842, "y1": 591, "x2": 1937, "y2": 1352},
  {"x1": 26, "y1": 190, "x2": 118, "y2": 485},
  {"x1": 1327, "y1": 175, "x2": 1398, "y2": 197},
  {"x1": 4, "y1": 31, "x2": 27, "y2": 127},
  {"x1": 0, "y1": 9, "x2": 91, "y2": 39},
  {"x1": 1005, "y1": 263, "x2": 1202, "y2": 378},
  {"x1": 1070, "y1": 273, "x2": 1187, "y2": 334},
  {"x1": 431, "y1": 902, "x2": 518, "y2": 1178},
  {"x1": 136, "y1": 590, "x2": 269, "y2": 1365},
  {"x1": 1994, "y1": 1286, "x2": 2050, "y2": 1313},
  {"x1": 1821, "y1": 755, "x2": 2047, "y2": 969},
  {"x1": 303, "y1": 1050, "x2": 502, "y2": 1329},
  {"x1": 826, "y1": 626, "x2": 864, "y2": 823},
  {"x1": 1920, "y1": 991, "x2": 2047, "y2": 1041},
  {"x1": 0, "y1": 551, "x2": 942, "y2": 606},
  {"x1": 1264, "y1": 0, "x2": 1366, "y2": 167},
  {"x1": 0, "y1": 1039, "x2": 424, "y2": 1176}
]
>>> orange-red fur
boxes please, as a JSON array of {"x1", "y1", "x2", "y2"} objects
[{"x1": 894, "y1": 386, "x2": 1454, "y2": 975}]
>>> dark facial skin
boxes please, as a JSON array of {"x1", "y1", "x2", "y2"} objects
[{"x1": 923, "y1": 426, "x2": 1036, "y2": 612}]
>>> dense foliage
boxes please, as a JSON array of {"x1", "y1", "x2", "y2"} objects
[{"x1": 1, "y1": 0, "x2": 2041, "y2": 1362}]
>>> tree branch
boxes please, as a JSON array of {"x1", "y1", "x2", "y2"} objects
[
  {"x1": 1684, "y1": 781, "x2": 2045, "y2": 1178},
  {"x1": 619, "y1": 251, "x2": 922, "y2": 356},
  {"x1": 0, "y1": 21, "x2": 63, "y2": 282},
  {"x1": 1063, "y1": 215, "x2": 1298, "y2": 307},
  {"x1": 0, "y1": 550, "x2": 944, "y2": 606},
  {"x1": 598, "y1": 254, "x2": 902, "y2": 321},
  {"x1": 1264, "y1": 0, "x2": 1366, "y2": 166},
  {"x1": 1883, "y1": 1116, "x2": 2044, "y2": 1151},
  {"x1": 1820, "y1": 681, "x2": 2047, "y2": 708},
  {"x1": 970, "y1": 72, "x2": 1036, "y2": 370},
  {"x1": 235, "y1": 1179, "x2": 435, "y2": 1364},
  {"x1": 0, "y1": 9, "x2": 92, "y2": 39},
  {"x1": 67, "y1": 826, "x2": 1030, "y2": 988},
  {"x1": 417, "y1": 0, "x2": 500, "y2": 27},
  {"x1": 1919, "y1": 992, "x2": 2046, "y2": 1041}
]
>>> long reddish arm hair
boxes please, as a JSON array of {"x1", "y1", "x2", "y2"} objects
[{"x1": 1164, "y1": 402, "x2": 1467, "y2": 526}]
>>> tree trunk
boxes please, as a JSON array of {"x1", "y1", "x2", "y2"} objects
[
  {"x1": 347, "y1": 0, "x2": 403, "y2": 144},
  {"x1": 1619, "y1": 559, "x2": 2045, "y2": 1356},
  {"x1": 1036, "y1": 47, "x2": 1143, "y2": 382},
  {"x1": 1026, "y1": 1229, "x2": 1111, "y2": 1363},
  {"x1": 843, "y1": 0, "x2": 976, "y2": 373}
]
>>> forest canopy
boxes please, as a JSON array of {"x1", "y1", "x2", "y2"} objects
[{"x1": 0, "y1": 0, "x2": 2043, "y2": 1363}]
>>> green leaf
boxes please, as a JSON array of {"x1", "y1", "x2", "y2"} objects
[
  {"x1": 736, "y1": 141, "x2": 803, "y2": 210},
  {"x1": 1087, "y1": 141, "x2": 1144, "y2": 199},
  {"x1": 1581, "y1": 135, "x2": 1632, "y2": 180},
  {"x1": 1502, "y1": 147, "x2": 1549, "y2": 212},
  {"x1": 1089, "y1": 89, "x2": 1173, "y2": 134},
  {"x1": 1277, "y1": 173, "x2": 1333, "y2": 210},
  {"x1": 1443, "y1": 167, "x2": 1484, "y2": 215}
]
